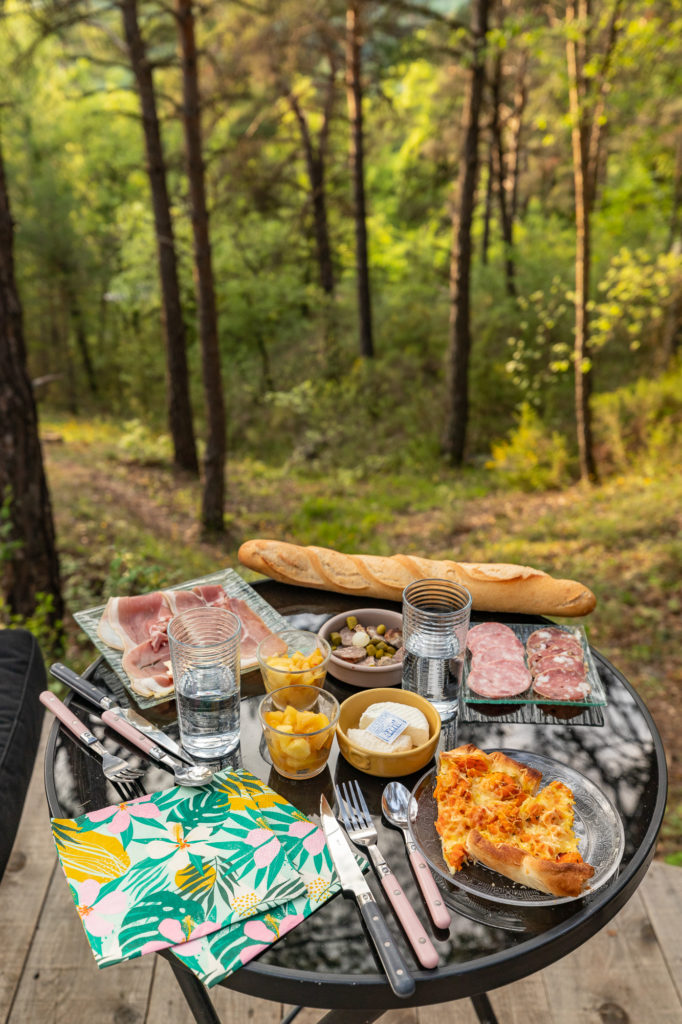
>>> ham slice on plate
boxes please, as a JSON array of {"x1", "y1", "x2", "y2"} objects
[
  {"x1": 98, "y1": 592, "x2": 172, "y2": 651},
  {"x1": 121, "y1": 638, "x2": 174, "y2": 699},
  {"x1": 222, "y1": 596, "x2": 274, "y2": 662},
  {"x1": 96, "y1": 582, "x2": 275, "y2": 699}
]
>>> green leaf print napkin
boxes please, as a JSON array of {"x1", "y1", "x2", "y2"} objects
[
  {"x1": 51, "y1": 770, "x2": 308, "y2": 968},
  {"x1": 168, "y1": 770, "x2": 363, "y2": 989}
]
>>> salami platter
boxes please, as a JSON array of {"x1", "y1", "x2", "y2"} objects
[{"x1": 461, "y1": 622, "x2": 606, "y2": 709}]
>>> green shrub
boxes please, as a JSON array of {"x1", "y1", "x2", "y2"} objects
[
  {"x1": 117, "y1": 419, "x2": 175, "y2": 466},
  {"x1": 593, "y1": 361, "x2": 682, "y2": 473},
  {"x1": 486, "y1": 403, "x2": 573, "y2": 491}
]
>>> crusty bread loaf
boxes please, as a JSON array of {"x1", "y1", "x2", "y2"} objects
[{"x1": 237, "y1": 539, "x2": 596, "y2": 617}]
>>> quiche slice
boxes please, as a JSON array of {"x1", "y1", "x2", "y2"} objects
[{"x1": 434, "y1": 744, "x2": 595, "y2": 898}]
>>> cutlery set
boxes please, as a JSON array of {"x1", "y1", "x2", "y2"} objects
[
  {"x1": 45, "y1": 662, "x2": 451, "y2": 996},
  {"x1": 43, "y1": 665, "x2": 216, "y2": 794},
  {"x1": 321, "y1": 779, "x2": 451, "y2": 998}
]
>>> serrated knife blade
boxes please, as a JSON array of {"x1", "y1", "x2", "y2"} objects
[
  {"x1": 320, "y1": 795, "x2": 415, "y2": 999},
  {"x1": 49, "y1": 662, "x2": 195, "y2": 765}
]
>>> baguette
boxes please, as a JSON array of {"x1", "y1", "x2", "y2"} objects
[{"x1": 237, "y1": 539, "x2": 596, "y2": 617}]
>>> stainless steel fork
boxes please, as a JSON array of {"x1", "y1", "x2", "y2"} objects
[
  {"x1": 335, "y1": 780, "x2": 439, "y2": 969},
  {"x1": 40, "y1": 691, "x2": 145, "y2": 785}
]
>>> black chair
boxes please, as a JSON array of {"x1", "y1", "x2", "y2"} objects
[{"x1": 0, "y1": 628, "x2": 46, "y2": 880}]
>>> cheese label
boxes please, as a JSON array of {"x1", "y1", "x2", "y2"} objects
[{"x1": 365, "y1": 710, "x2": 409, "y2": 745}]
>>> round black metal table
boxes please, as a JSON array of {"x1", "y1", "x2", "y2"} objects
[{"x1": 44, "y1": 582, "x2": 668, "y2": 1024}]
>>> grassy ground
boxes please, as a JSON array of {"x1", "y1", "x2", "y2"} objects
[{"x1": 39, "y1": 417, "x2": 682, "y2": 863}]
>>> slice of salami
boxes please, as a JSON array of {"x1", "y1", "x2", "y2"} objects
[
  {"x1": 528, "y1": 652, "x2": 586, "y2": 676},
  {"x1": 467, "y1": 663, "x2": 531, "y2": 698},
  {"x1": 526, "y1": 628, "x2": 583, "y2": 660},
  {"x1": 532, "y1": 669, "x2": 591, "y2": 702},
  {"x1": 470, "y1": 651, "x2": 529, "y2": 674},
  {"x1": 467, "y1": 622, "x2": 519, "y2": 653}
]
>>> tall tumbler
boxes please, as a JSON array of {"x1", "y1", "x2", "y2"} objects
[
  {"x1": 401, "y1": 579, "x2": 472, "y2": 721},
  {"x1": 168, "y1": 607, "x2": 241, "y2": 759}
]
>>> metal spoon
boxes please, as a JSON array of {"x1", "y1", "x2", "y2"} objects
[
  {"x1": 382, "y1": 781, "x2": 451, "y2": 930},
  {"x1": 101, "y1": 711, "x2": 215, "y2": 786}
]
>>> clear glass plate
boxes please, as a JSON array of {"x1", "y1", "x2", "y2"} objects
[
  {"x1": 408, "y1": 750, "x2": 625, "y2": 907},
  {"x1": 73, "y1": 568, "x2": 289, "y2": 709},
  {"x1": 462, "y1": 623, "x2": 607, "y2": 707}
]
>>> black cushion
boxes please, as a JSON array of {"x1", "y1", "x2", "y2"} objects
[{"x1": 0, "y1": 628, "x2": 46, "y2": 880}]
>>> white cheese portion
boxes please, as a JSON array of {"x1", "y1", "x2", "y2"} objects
[
  {"x1": 359, "y1": 701, "x2": 429, "y2": 747},
  {"x1": 347, "y1": 728, "x2": 413, "y2": 754}
]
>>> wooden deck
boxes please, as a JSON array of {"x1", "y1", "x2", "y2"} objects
[{"x1": 2, "y1": 723, "x2": 681, "y2": 1024}]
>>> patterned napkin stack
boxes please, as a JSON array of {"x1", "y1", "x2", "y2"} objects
[{"x1": 51, "y1": 769, "x2": 348, "y2": 988}]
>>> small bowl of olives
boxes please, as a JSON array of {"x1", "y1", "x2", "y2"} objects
[{"x1": 318, "y1": 608, "x2": 403, "y2": 688}]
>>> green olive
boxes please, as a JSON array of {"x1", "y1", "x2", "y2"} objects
[
  {"x1": 346, "y1": 616, "x2": 358, "y2": 630},
  {"x1": 366, "y1": 644, "x2": 377, "y2": 657},
  {"x1": 330, "y1": 632, "x2": 342, "y2": 645},
  {"x1": 376, "y1": 623, "x2": 386, "y2": 635},
  {"x1": 385, "y1": 645, "x2": 396, "y2": 656}
]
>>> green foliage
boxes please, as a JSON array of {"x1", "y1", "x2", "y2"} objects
[
  {"x1": 117, "y1": 419, "x2": 175, "y2": 467},
  {"x1": 591, "y1": 247, "x2": 682, "y2": 360},
  {"x1": 486, "y1": 403, "x2": 572, "y2": 492},
  {"x1": 592, "y1": 361, "x2": 682, "y2": 475},
  {"x1": 0, "y1": 491, "x2": 64, "y2": 660},
  {"x1": 0, "y1": 488, "x2": 22, "y2": 564}
]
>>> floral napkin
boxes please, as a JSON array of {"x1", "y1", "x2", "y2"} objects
[{"x1": 51, "y1": 769, "x2": 352, "y2": 986}]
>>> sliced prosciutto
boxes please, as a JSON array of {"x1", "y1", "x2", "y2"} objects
[
  {"x1": 121, "y1": 638, "x2": 174, "y2": 699},
  {"x1": 96, "y1": 583, "x2": 275, "y2": 699},
  {"x1": 98, "y1": 592, "x2": 172, "y2": 651},
  {"x1": 466, "y1": 622, "x2": 531, "y2": 698},
  {"x1": 223, "y1": 597, "x2": 273, "y2": 661}
]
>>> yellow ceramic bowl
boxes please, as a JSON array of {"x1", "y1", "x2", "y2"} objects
[{"x1": 336, "y1": 688, "x2": 440, "y2": 778}]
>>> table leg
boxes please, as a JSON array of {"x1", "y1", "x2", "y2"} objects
[
  {"x1": 471, "y1": 992, "x2": 500, "y2": 1024},
  {"x1": 162, "y1": 952, "x2": 222, "y2": 1024},
  {"x1": 314, "y1": 1011, "x2": 385, "y2": 1024}
]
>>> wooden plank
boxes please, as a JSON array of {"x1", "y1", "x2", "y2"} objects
[
  {"x1": 0, "y1": 719, "x2": 58, "y2": 1018},
  {"x1": 538, "y1": 888, "x2": 682, "y2": 1023},
  {"x1": 488, "y1": 973, "x2": 554, "y2": 1023},
  {"x1": 417, "y1": 997, "x2": 479, "y2": 1024},
  {"x1": 7, "y1": 854, "x2": 155, "y2": 1024},
  {"x1": 639, "y1": 860, "x2": 682, "y2": 995},
  {"x1": 147, "y1": 958, "x2": 281, "y2": 1024}
]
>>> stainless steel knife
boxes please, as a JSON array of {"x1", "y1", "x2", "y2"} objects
[
  {"x1": 320, "y1": 794, "x2": 415, "y2": 999},
  {"x1": 49, "y1": 662, "x2": 195, "y2": 765}
]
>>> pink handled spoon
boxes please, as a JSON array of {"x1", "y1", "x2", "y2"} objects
[{"x1": 382, "y1": 781, "x2": 451, "y2": 930}]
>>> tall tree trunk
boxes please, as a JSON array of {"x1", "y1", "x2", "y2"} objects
[
  {"x1": 490, "y1": 52, "x2": 515, "y2": 297},
  {"x1": 481, "y1": 136, "x2": 494, "y2": 265},
  {"x1": 566, "y1": 0, "x2": 597, "y2": 483},
  {"x1": 345, "y1": 1, "x2": 374, "y2": 358},
  {"x1": 507, "y1": 52, "x2": 528, "y2": 228},
  {"x1": 661, "y1": 134, "x2": 682, "y2": 366},
  {"x1": 176, "y1": 0, "x2": 226, "y2": 534},
  {"x1": 565, "y1": 0, "x2": 622, "y2": 482},
  {"x1": 288, "y1": 93, "x2": 335, "y2": 296},
  {"x1": 442, "y1": 0, "x2": 489, "y2": 465},
  {"x1": 0, "y1": 134, "x2": 63, "y2": 628},
  {"x1": 65, "y1": 281, "x2": 98, "y2": 395},
  {"x1": 121, "y1": 0, "x2": 199, "y2": 476}
]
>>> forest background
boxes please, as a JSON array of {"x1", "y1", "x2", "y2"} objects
[{"x1": 1, "y1": 0, "x2": 681, "y2": 860}]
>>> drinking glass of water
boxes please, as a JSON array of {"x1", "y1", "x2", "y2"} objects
[
  {"x1": 168, "y1": 607, "x2": 241, "y2": 759},
  {"x1": 401, "y1": 579, "x2": 472, "y2": 721}
]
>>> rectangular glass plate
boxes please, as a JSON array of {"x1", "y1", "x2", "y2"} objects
[
  {"x1": 462, "y1": 622, "x2": 607, "y2": 708},
  {"x1": 73, "y1": 568, "x2": 289, "y2": 709}
]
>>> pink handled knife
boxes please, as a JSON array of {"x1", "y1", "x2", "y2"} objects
[
  {"x1": 382, "y1": 781, "x2": 451, "y2": 930},
  {"x1": 336, "y1": 780, "x2": 440, "y2": 969}
]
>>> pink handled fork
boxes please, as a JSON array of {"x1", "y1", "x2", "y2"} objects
[{"x1": 336, "y1": 779, "x2": 440, "y2": 970}]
